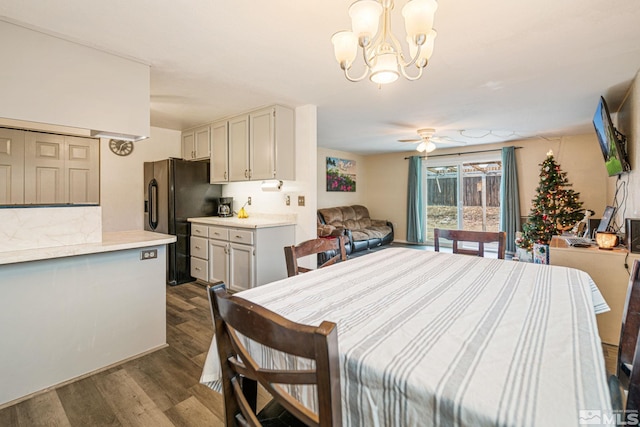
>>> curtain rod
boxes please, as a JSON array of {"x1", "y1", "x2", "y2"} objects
[{"x1": 404, "y1": 146, "x2": 522, "y2": 160}]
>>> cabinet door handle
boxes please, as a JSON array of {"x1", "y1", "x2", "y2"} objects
[
  {"x1": 248, "y1": 169, "x2": 252, "y2": 179},
  {"x1": 195, "y1": 246, "x2": 201, "y2": 250},
  {"x1": 244, "y1": 169, "x2": 248, "y2": 178},
  {"x1": 235, "y1": 235, "x2": 242, "y2": 239},
  {"x1": 195, "y1": 267, "x2": 201, "y2": 271},
  {"x1": 224, "y1": 171, "x2": 227, "y2": 180}
]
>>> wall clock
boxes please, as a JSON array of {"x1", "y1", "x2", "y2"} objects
[{"x1": 109, "y1": 139, "x2": 134, "y2": 156}]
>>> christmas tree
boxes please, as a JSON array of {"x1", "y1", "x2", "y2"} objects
[{"x1": 516, "y1": 150, "x2": 584, "y2": 250}]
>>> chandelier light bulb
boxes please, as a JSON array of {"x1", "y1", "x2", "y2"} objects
[
  {"x1": 349, "y1": 0, "x2": 383, "y2": 43},
  {"x1": 402, "y1": 0, "x2": 438, "y2": 40},
  {"x1": 331, "y1": 31, "x2": 358, "y2": 68},
  {"x1": 370, "y1": 52, "x2": 399, "y2": 84}
]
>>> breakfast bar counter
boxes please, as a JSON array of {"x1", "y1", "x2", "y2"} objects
[
  {"x1": 0, "y1": 230, "x2": 176, "y2": 265},
  {"x1": 0, "y1": 224, "x2": 176, "y2": 407}
]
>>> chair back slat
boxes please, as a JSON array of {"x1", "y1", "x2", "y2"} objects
[
  {"x1": 284, "y1": 236, "x2": 347, "y2": 277},
  {"x1": 434, "y1": 228, "x2": 506, "y2": 259}
]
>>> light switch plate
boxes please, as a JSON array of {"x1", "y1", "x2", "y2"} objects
[{"x1": 298, "y1": 195, "x2": 305, "y2": 207}]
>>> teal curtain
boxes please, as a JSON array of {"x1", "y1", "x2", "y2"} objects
[
  {"x1": 500, "y1": 146, "x2": 521, "y2": 256},
  {"x1": 407, "y1": 156, "x2": 425, "y2": 243}
]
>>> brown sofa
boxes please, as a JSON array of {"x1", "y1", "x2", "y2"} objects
[{"x1": 317, "y1": 205, "x2": 394, "y2": 254}]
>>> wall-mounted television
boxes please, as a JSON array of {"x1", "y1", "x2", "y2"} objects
[{"x1": 593, "y1": 96, "x2": 631, "y2": 176}]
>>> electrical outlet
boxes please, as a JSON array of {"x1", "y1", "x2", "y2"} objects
[
  {"x1": 285, "y1": 195, "x2": 290, "y2": 206},
  {"x1": 298, "y1": 195, "x2": 305, "y2": 207},
  {"x1": 140, "y1": 249, "x2": 157, "y2": 260},
  {"x1": 247, "y1": 196, "x2": 252, "y2": 206}
]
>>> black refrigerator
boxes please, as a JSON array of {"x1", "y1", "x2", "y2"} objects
[{"x1": 144, "y1": 158, "x2": 222, "y2": 286}]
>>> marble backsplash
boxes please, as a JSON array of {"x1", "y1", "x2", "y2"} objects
[{"x1": 0, "y1": 206, "x2": 102, "y2": 252}]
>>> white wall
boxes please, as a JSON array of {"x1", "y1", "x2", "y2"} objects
[
  {"x1": 100, "y1": 127, "x2": 182, "y2": 232},
  {"x1": 0, "y1": 21, "x2": 149, "y2": 139},
  {"x1": 317, "y1": 147, "x2": 367, "y2": 209},
  {"x1": 616, "y1": 69, "x2": 640, "y2": 226},
  {"x1": 361, "y1": 134, "x2": 608, "y2": 242}
]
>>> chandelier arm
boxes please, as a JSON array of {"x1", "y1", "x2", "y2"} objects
[
  {"x1": 398, "y1": 43, "x2": 422, "y2": 68},
  {"x1": 343, "y1": 66, "x2": 370, "y2": 83},
  {"x1": 362, "y1": 45, "x2": 376, "y2": 69},
  {"x1": 399, "y1": 62, "x2": 425, "y2": 81}
]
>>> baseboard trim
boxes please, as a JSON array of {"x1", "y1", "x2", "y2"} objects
[{"x1": 0, "y1": 343, "x2": 169, "y2": 410}]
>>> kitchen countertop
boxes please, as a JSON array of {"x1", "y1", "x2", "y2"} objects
[
  {"x1": 0, "y1": 230, "x2": 176, "y2": 265},
  {"x1": 188, "y1": 213, "x2": 297, "y2": 229}
]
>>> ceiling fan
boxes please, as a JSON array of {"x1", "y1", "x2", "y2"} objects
[{"x1": 398, "y1": 128, "x2": 467, "y2": 153}]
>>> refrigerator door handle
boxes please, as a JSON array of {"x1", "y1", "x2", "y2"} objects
[{"x1": 148, "y1": 179, "x2": 159, "y2": 230}]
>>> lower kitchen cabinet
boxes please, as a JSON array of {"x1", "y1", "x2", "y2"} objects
[
  {"x1": 209, "y1": 238, "x2": 230, "y2": 285},
  {"x1": 190, "y1": 221, "x2": 295, "y2": 291}
]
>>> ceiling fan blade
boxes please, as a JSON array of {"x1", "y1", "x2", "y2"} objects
[
  {"x1": 398, "y1": 138, "x2": 421, "y2": 143},
  {"x1": 432, "y1": 136, "x2": 467, "y2": 146}
]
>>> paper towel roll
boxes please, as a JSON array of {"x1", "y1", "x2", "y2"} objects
[{"x1": 261, "y1": 180, "x2": 283, "y2": 192}]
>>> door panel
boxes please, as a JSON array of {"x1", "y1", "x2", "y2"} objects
[
  {"x1": 24, "y1": 132, "x2": 65, "y2": 204},
  {"x1": 65, "y1": 136, "x2": 99, "y2": 204},
  {"x1": 210, "y1": 240, "x2": 229, "y2": 285},
  {"x1": 228, "y1": 115, "x2": 249, "y2": 181},
  {"x1": 0, "y1": 129, "x2": 25, "y2": 204},
  {"x1": 229, "y1": 243, "x2": 254, "y2": 292},
  {"x1": 249, "y1": 108, "x2": 274, "y2": 180},
  {"x1": 211, "y1": 121, "x2": 228, "y2": 182}
]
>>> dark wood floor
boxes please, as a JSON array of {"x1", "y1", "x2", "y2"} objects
[{"x1": 0, "y1": 282, "x2": 226, "y2": 426}]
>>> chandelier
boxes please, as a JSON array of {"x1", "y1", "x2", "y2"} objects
[{"x1": 331, "y1": 0, "x2": 438, "y2": 85}]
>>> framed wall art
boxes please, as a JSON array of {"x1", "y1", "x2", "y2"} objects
[{"x1": 326, "y1": 157, "x2": 356, "y2": 192}]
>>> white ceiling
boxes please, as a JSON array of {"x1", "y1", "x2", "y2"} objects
[{"x1": 1, "y1": 0, "x2": 639, "y2": 154}]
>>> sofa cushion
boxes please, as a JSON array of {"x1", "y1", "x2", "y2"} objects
[{"x1": 319, "y1": 205, "x2": 374, "y2": 231}]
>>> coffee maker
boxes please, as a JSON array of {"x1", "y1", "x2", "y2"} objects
[{"x1": 218, "y1": 197, "x2": 233, "y2": 217}]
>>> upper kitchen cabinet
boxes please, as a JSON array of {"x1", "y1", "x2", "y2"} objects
[
  {"x1": 0, "y1": 128, "x2": 25, "y2": 204},
  {"x1": 250, "y1": 105, "x2": 294, "y2": 181},
  {"x1": 228, "y1": 115, "x2": 250, "y2": 181},
  {"x1": 182, "y1": 125, "x2": 210, "y2": 161},
  {"x1": 211, "y1": 120, "x2": 229, "y2": 183},
  {"x1": 211, "y1": 105, "x2": 294, "y2": 183}
]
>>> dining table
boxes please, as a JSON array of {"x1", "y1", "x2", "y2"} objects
[{"x1": 201, "y1": 247, "x2": 613, "y2": 427}]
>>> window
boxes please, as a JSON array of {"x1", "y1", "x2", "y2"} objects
[{"x1": 425, "y1": 155, "x2": 502, "y2": 243}]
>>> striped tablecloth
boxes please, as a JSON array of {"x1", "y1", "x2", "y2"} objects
[{"x1": 202, "y1": 248, "x2": 612, "y2": 427}]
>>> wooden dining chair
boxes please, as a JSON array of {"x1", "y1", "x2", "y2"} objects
[
  {"x1": 208, "y1": 283, "x2": 342, "y2": 427},
  {"x1": 609, "y1": 323, "x2": 640, "y2": 414},
  {"x1": 284, "y1": 236, "x2": 347, "y2": 277},
  {"x1": 617, "y1": 259, "x2": 640, "y2": 389},
  {"x1": 433, "y1": 228, "x2": 507, "y2": 259}
]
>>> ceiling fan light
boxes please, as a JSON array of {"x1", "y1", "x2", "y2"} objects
[
  {"x1": 331, "y1": 31, "x2": 358, "y2": 67},
  {"x1": 425, "y1": 141, "x2": 437, "y2": 152},
  {"x1": 349, "y1": 0, "x2": 383, "y2": 42},
  {"x1": 370, "y1": 52, "x2": 399, "y2": 84},
  {"x1": 402, "y1": 0, "x2": 438, "y2": 40},
  {"x1": 416, "y1": 141, "x2": 427, "y2": 152}
]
